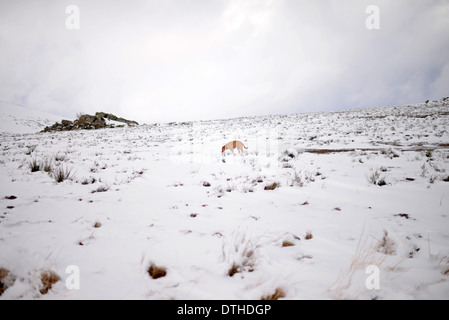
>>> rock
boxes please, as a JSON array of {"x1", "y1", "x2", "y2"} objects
[
  {"x1": 41, "y1": 112, "x2": 138, "y2": 132},
  {"x1": 96, "y1": 112, "x2": 139, "y2": 126}
]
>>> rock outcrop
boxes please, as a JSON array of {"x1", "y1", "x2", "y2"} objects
[{"x1": 41, "y1": 112, "x2": 138, "y2": 132}]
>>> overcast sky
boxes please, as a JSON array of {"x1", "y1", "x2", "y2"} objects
[{"x1": 1, "y1": 0, "x2": 448, "y2": 123}]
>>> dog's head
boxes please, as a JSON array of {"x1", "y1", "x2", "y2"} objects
[{"x1": 222, "y1": 145, "x2": 226, "y2": 153}]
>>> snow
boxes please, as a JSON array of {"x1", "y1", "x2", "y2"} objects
[
  {"x1": 0, "y1": 101, "x2": 63, "y2": 134},
  {"x1": 1, "y1": 99, "x2": 449, "y2": 299}
]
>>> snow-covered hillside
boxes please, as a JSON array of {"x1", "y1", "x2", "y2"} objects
[
  {"x1": 0, "y1": 101, "x2": 63, "y2": 134},
  {"x1": 1, "y1": 99, "x2": 449, "y2": 299}
]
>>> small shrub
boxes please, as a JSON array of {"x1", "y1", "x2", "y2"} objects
[
  {"x1": 41, "y1": 158, "x2": 53, "y2": 173},
  {"x1": 224, "y1": 231, "x2": 259, "y2": 277},
  {"x1": 52, "y1": 165, "x2": 74, "y2": 183},
  {"x1": 54, "y1": 153, "x2": 67, "y2": 162}
]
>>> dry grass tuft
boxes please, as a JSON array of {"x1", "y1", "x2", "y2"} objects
[
  {"x1": 227, "y1": 247, "x2": 257, "y2": 277},
  {"x1": 148, "y1": 264, "x2": 167, "y2": 279},
  {"x1": 261, "y1": 288, "x2": 286, "y2": 300},
  {"x1": 52, "y1": 165, "x2": 74, "y2": 183},
  {"x1": 0, "y1": 268, "x2": 9, "y2": 280},
  {"x1": 228, "y1": 263, "x2": 240, "y2": 277},
  {"x1": 28, "y1": 158, "x2": 41, "y2": 172},
  {"x1": 282, "y1": 240, "x2": 295, "y2": 247},
  {"x1": 223, "y1": 230, "x2": 260, "y2": 277},
  {"x1": 330, "y1": 230, "x2": 387, "y2": 300},
  {"x1": 40, "y1": 270, "x2": 60, "y2": 294},
  {"x1": 264, "y1": 182, "x2": 279, "y2": 190},
  {"x1": 1, "y1": 268, "x2": 15, "y2": 296},
  {"x1": 377, "y1": 230, "x2": 397, "y2": 255},
  {"x1": 305, "y1": 230, "x2": 313, "y2": 240}
]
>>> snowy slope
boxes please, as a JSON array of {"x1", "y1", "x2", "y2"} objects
[
  {"x1": 0, "y1": 101, "x2": 63, "y2": 134},
  {"x1": 0, "y1": 99, "x2": 448, "y2": 300}
]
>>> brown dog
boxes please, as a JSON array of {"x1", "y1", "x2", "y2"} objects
[{"x1": 222, "y1": 140, "x2": 248, "y2": 154}]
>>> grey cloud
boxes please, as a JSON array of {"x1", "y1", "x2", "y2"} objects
[{"x1": 0, "y1": 0, "x2": 448, "y2": 123}]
